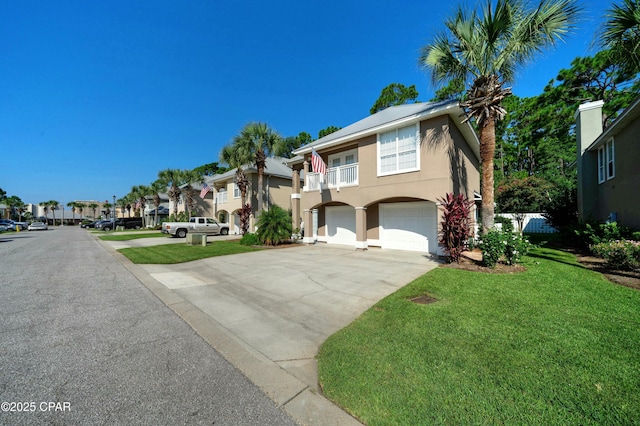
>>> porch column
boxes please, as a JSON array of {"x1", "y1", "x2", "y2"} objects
[
  {"x1": 355, "y1": 206, "x2": 368, "y2": 250},
  {"x1": 302, "y1": 208, "x2": 314, "y2": 244},
  {"x1": 302, "y1": 160, "x2": 309, "y2": 191},
  {"x1": 291, "y1": 168, "x2": 301, "y2": 231}
]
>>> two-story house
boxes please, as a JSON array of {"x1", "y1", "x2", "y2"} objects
[
  {"x1": 206, "y1": 156, "x2": 302, "y2": 234},
  {"x1": 289, "y1": 100, "x2": 480, "y2": 255},
  {"x1": 575, "y1": 97, "x2": 640, "y2": 229}
]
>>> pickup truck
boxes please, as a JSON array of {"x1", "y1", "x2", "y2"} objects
[{"x1": 161, "y1": 217, "x2": 230, "y2": 238}]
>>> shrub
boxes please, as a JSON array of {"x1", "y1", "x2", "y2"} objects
[
  {"x1": 438, "y1": 193, "x2": 474, "y2": 263},
  {"x1": 478, "y1": 230, "x2": 504, "y2": 268},
  {"x1": 504, "y1": 233, "x2": 532, "y2": 265},
  {"x1": 239, "y1": 232, "x2": 260, "y2": 246},
  {"x1": 494, "y1": 215, "x2": 514, "y2": 233},
  {"x1": 574, "y1": 221, "x2": 634, "y2": 250},
  {"x1": 167, "y1": 212, "x2": 189, "y2": 223},
  {"x1": 591, "y1": 240, "x2": 640, "y2": 271},
  {"x1": 256, "y1": 205, "x2": 292, "y2": 246}
]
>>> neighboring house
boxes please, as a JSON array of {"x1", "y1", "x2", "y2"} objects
[
  {"x1": 576, "y1": 97, "x2": 640, "y2": 230},
  {"x1": 170, "y1": 185, "x2": 214, "y2": 219},
  {"x1": 289, "y1": 100, "x2": 480, "y2": 255},
  {"x1": 205, "y1": 156, "x2": 302, "y2": 234}
]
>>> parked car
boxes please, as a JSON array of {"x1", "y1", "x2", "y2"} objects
[
  {"x1": 94, "y1": 220, "x2": 114, "y2": 230},
  {"x1": 0, "y1": 225, "x2": 8, "y2": 232},
  {"x1": 161, "y1": 217, "x2": 229, "y2": 238},
  {"x1": 28, "y1": 221, "x2": 48, "y2": 231},
  {"x1": 0, "y1": 220, "x2": 16, "y2": 231},
  {"x1": 81, "y1": 220, "x2": 99, "y2": 228},
  {"x1": 14, "y1": 221, "x2": 28, "y2": 230},
  {"x1": 101, "y1": 217, "x2": 143, "y2": 231}
]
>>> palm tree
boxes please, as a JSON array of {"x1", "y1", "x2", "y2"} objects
[
  {"x1": 102, "y1": 202, "x2": 112, "y2": 220},
  {"x1": 67, "y1": 201, "x2": 78, "y2": 224},
  {"x1": 232, "y1": 122, "x2": 282, "y2": 214},
  {"x1": 181, "y1": 170, "x2": 203, "y2": 219},
  {"x1": 88, "y1": 202, "x2": 99, "y2": 220},
  {"x1": 419, "y1": 0, "x2": 580, "y2": 233},
  {"x1": 48, "y1": 200, "x2": 59, "y2": 226},
  {"x1": 40, "y1": 202, "x2": 49, "y2": 223},
  {"x1": 149, "y1": 179, "x2": 166, "y2": 227},
  {"x1": 221, "y1": 144, "x2": 251, "y2": 234},
  {"x1": 158, "y1": 169, "x2": 184, "y2": 217},
  {"x1": 76, "y1": 202, "x2": 86, "y2": 222},
  {"x1": 130, "y1": 184, "x2": 150, "y2": 227},
  {"x1": 601, "y1": 0, "x2": 640, "y2": 73}
]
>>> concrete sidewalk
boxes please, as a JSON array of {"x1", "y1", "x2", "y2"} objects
[{"x1": 100, "y1": 236, "x2": 439, "y2": 425}]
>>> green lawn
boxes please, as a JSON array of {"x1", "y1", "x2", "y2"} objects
[
  {"x1": 318, "y1": 247, "x2": 640, "y2": 425},
  {"x1": 99, "y1": 232, "x2": 168, "y2": 241},
  {"x1": 118, "y1": 240, "x2": 261, "y2": 264}
]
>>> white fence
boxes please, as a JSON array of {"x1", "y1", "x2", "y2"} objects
[{"x1": 496, "y1": 213, "x2": 557, "y2": 234}]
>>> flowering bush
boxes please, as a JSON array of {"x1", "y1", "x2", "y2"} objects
[
  {"x1": 478, "y1": 230, "x2": 532, "y2": 268},
  {"x1": 438, "y1": 193, "x2": 474, "y2": 263},
  {"x1": 590, "y1": 240, "x2": 640, "y2": 271}
]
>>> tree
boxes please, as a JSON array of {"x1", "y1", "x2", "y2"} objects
[
  {"x1": 149, "y1": 179, "x2": 166, "y2": 227},
  {"x1": 158, "y1": 169, "x2": 185, "y2": 217},
  {"x1": 274, "y1": 132, "x2": 313, "y2": 158},
  {"x1": 48, "y1": 200, "x2": 59, "y2": 225},
  {"x1": 102, "y1": 202, "x2": 112, "y2": 220},
  {"x1": 67, "y1": 201, "x2": 79, "y2": 224},
  {"x1": 256, "y1": 204, "x2": 292, "y2": 246},
  {"x1": 438, "y1": 193, "x2": 475, "y2": 263},
  {"x1": 130, "y1": 185, "x2": 150, "y2": 227},
  {"x1": 230, "y1": 122, "x2": 281, "y2": 214},
  {"x1": 496, "y1": 176, "x2": 553, "y2": 232},
  {"x1": 601, "y1": 0, "x2": 640, "y2": 75},
  {"x1": 88, "y1": 203, "x2": 99, "y2": 220},
  {"x1": 318, "y1": 126, "x2": 342, "y2": 139},
  {"x1": 220, "y1": 144, "x2": 251, "y2": 235},
  {"x1": 419, "y1": 0, "x2": 580, "y2": 234},
  {"x1": 370, "y1": 83, "x2": 419, "y2": 114},
  {"x1": 40, "y1": 202, "x2": 49, "y2": 222},
  {"x1": 4, "y1": 196, "x2": 23, "y2": 220},
  {"x1": 192, "y1": 162, "x2": 226, "y2": 177},
  {"x1": 180, "y1": 170, "x2": 203, "y2": 219},
  {"x1": 430, "y1": 79, "x2": 466, "y2": 102},
  {"x1": 76, "y1": 203, "x2": 86, "y2": 221}
]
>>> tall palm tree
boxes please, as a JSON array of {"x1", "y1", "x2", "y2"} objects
[
  {"x1": 601, "y1": 0, "x2": 640, "y2": 73},
  {"x1": 158, "y1": 169, "x2": 184, "y2": 217},
  {"x1": 48, "y1": 200, "x2": 59, "y2": 226},
  {"x1": 149, "y1": 179, "x2": 166, "y2": 227},
  {"x1": 40, "y1": 202, "x2": 49, "y2": 223},
  {"x1": 76, "y1": 202, "x2": 86, "y2": 221},
  {"x1": 221, "y1": 144, "x2": 251, "y2": 234},
  {"x1": 180, "y1": 169, "x2": 203, "y2": 219},
  {"x1": 130, "y1": 184, "x2": 150, "y2": 228},
  {"x1": 232, "y1": 122, "x2": 282, "y2": 214},
  {"x1": 419, "y1": 0, "x2": 580, "y2": 233},
  {"x1": 88, "y1": 202, "x2": 99, "y2": 220},
  {"x1": 67, "y1": 201, "x2": 78, "y2": 224},
  {"x1": 102, "y1": 202, "x2": 112, "y2": 220}
]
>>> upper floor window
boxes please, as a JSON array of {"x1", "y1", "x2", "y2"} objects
[
  {"x1": 377, "y1": 124, "x2": 419, "y2": 176},
  {"x1": 328, "y1": 149, "x2": 358, "y2": 168},
  {"x1": 598, "y1": 138, "x2": 615, "y2": 183},
  {"x1": 233, "y1": 183, "x2": 241, "y2": 198}
]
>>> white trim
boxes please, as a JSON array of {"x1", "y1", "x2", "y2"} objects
[
  {"x1": 377, "y1": 123, "x2": 420, "y2": 176},
  {"x1": 355, "y1": 240, "x2": 368, "y2": 249},
  {"x1": 291, "y1": 193, "x2": 301, "y2": 199},
  {"x1": 367, "y1": 239, "x2": 381, "y2": 247},
  {"x1": 302, "y1": 236, "x2": 316, "y2": 244}
]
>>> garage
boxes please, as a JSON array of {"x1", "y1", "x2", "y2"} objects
[
  {"x1": 325, "y1": 205, "x2": 356, "y2": 246},
  {"x1": 380, "y1": 201, "x2": 438, "y2": 253}
]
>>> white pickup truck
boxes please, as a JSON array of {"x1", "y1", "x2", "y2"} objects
[{"x1": 161, "y1": 217, "x2": 230, "y2": 238}]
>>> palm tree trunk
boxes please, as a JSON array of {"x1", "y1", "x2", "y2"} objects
[
  {"x1": 257, "y1": 168, "x2": 264, "y2": 214},
  {"x1": 480, "y1": 116, "x2": 496, "y2": 234}
]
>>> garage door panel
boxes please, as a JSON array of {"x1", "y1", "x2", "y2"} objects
[
  {"x1": 326, "y1": 206, "x2": 356, "y2": 246},
  {"x1": 380, "y1": 202, "x2": 437, "y2": 254}
]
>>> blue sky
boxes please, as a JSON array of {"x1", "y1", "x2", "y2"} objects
[{"x1": 1, "y1": 0, "x2": 607, "y2": 205}]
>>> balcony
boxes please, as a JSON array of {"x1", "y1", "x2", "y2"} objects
[
  {"x1": 305, "y1": 163, "x2": 358, "y2": 192},
  {"x1": 215, "y1": 191, "x2": 228, "y2": 204}
]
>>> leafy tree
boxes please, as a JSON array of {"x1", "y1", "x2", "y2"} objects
[
  {"x1": 370, "y1": 83, "x2": 419, "y2": 114},
  {"x1": 158, "y1": 169, "x2": 185, "y2": 217},
  {"x1": 274, "y1": 131, "x2": 313, "y2": 158},
  {"x1": 600, "y1": 0, "x2": 640, "y2": 75},
  {"x1": 318, "y1": 126, "x2": 342, "y2": 139},
  {"x1": 419, "y1": 0, "x2": 580, "y2": 234},
  {"x1": 438, "y1": 193, "x2": 474, "y2": 263},
  {"x1": 430, "y1": 79, "x2": 466, "y2": 102},
  {"x1": 496, "y1": 176, "x2": 553, "y2": 232},
  {"x1": 192, "y1": 162, "x2": 226, "y2": 176},
  {"x1": 256, "y1": 204, "x2": 292, "y2": 246}
]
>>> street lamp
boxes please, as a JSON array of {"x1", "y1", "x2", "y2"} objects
[{"x1": 112, "y1": 195, "x2": 116, "y2": 227}]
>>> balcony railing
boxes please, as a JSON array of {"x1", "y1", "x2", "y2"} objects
[
  {"x1": 215, "y1": 191, "x2": 228, "y2": 204},
  {"x1": 305, "y1": 163, "x2": 358, "y2": 192}
]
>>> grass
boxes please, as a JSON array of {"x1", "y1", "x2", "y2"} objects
[
  {"x1": 118, "y1": 240, "x2": 261, "y2": 264},
  {"x1": 99, "y1": 233, "x2": 168, "y2": 241},
  {"x1": 318, "y1": 247, "x2": 640, "y2": 425}
]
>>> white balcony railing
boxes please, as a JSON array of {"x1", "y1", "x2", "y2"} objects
[
  {"x1": 215, "y1": 191, "x2": 228, "y2": 204},
  {"x1": 305, "y1": 163, "x2": 358, "y2": 192}
]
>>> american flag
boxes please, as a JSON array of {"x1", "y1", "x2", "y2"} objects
[
  {"x1": 311, "y1": 149, "x2": 327, "y2": 175},
  {"x1": 200, "y1": 183, "x2": 212, "y2": 199}
]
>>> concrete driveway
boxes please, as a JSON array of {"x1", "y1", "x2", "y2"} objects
[{"x1": 103, "y1": 239, "x2": 439, "y2": 424}]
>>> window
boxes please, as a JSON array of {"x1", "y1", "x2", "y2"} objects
[
  {"x1": 598, "y1": 139, "x2": 615, "y2": 183},
  {"x1": 378, "y1": 124, "x2": 419, "y2": 175},
  {"x1": 233, "y1": 183, "x2": 241, "y2": 198},
  {"x1": 328, "y1": 149, "x2": 358, "y2": 169}
]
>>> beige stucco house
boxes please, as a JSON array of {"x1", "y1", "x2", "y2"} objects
[
  {"x1": 289, "y1": 100, "x2": 480, "y2": 255},
  {"x1": 576, "y1": 97, "x2": 640, "y2": 229},
  {"x1": 202, "y1": 157, "x2": 301, "y2": 234}
]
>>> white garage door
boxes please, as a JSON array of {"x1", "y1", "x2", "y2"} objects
[
  {"x1": 326, "y1": 205, "x2": 356, "y2": 246},
  {"x1": 380, "y1": 202, "x2": 437, "y2": 253}
]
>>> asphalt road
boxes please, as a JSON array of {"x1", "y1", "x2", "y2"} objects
[{"x1": 0, "y1": 227, "x2": 297, "y2": 426}]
